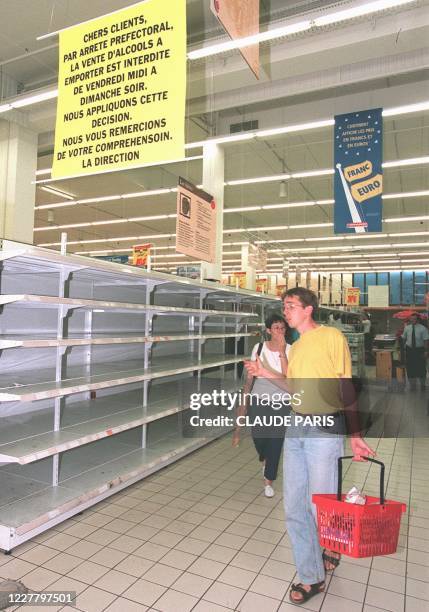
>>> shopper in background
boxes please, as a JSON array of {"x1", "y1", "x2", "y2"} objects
[
  {"x1": 232, "y1": 314, "x2": 290, "y2": 498},
  {"x1": 330, "y1": 312, "x2": 344, "y2": 330},
  {"x1": 402, "y1": 313, "x2": 429, "y2": 390},
  {"x1": 245, "y1": 287, "x2": 375, "y2": 605}
]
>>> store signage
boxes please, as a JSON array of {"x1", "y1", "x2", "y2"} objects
[
  {"x1": 52, "y1": 0, "x2": 186, "y2": 179},
  {"x1": 132, "y1": 243, "x2": 152, "y2": 266},
  {"x1": 256, "y1": 278, "x2": 267, "y2": 293},
  {"x1": 210, "y1": 0, "x2": 259, "y2": 79},
  {"x1": 232, "y1": 271, "x2": 247, "y2": 289},
  {"x1": 176, "y1": 265, "x2": 201, "y2": 280},
  {"x1": 176, "y1": 177, "x2": 217, "y2": 264},
  {"x1": 345, "y1": 287, "x2": 360, "y2": 306},
  {"x1": 334, "y1": 108, "x2": 383, "y2": 234},
  {"x1": 248, "y1": 243, "x2": 267, "y2": 271},
  {"x1": 95, "y1": 255, "x2": 129, "y2": 264}
]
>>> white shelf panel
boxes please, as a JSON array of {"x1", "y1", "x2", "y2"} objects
[
  {"x1": 0, "y1": 294, "x2": 257, "y2": 317},
  {"x1": 0, "y1": 331, "x2": 257, "y2": 350},
  {"x1": 0, "y1": 355, "x2": 244, "y2": 402},
  {"x1": 0, "y1": 380, "x2": 238, "y2": 465},
  {"x1": 0, "y1": 434, "x2": 220, "y2": 537}
]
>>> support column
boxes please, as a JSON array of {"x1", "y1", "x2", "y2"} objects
[
  {"x1": 240, "y1": 244, "x2": 256, "y2": 291},
  {"x1": 0, "y1": 119, "x2": 38, "y2": 244},
  {"x1": 201, "y1": 142, "x2": 224, "y2": 281}
]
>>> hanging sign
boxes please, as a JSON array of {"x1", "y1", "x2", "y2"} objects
[
  {"x1": 232, "y1": 272, "x2": 247, "y2": 289},
  {"x1": 52, "y1": 0, "x2": 186, "y2": 179},
  {"x1": 248, "y1": 243, "x2": 267, "y2": 271},
  {"x1": 345, "y1": 287, "x2": 360, "y2": 306},
  {"x1": 176, "y1": 177, "x2": 217, "y2": 264},
  {"x1": 334, "y1": 108, "x2": 383, "y2": 234},
  {"x1": 132, "y1": 243, "x2": 152, "y2": 266},
  {"x1": 210, "y1": 0, "x2": 259, "y2": 79}
]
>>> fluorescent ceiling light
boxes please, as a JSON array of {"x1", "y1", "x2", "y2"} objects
[
  {"x1": 10, "y1": 88, "x2": 58, "y2": 109},
  {"x1": 385, "y1": 215, "x2": 429, "y2": 223},
  {"x1": 383, "y1": 101, "x2": 429, "y2": 117},
  {"x1": 38, "y1": 186, "x2": 75, "y2": 201},
  {"x1": 290, "y1": 223, "x2": 333, "y2": 229},
  {"x1": 187, "y1": 20, "x2": 312, "y2": 60},
  {"x1": 257, "y1": 120, "x2": 334, "y2": 138},
  {"x1": 313, "y1": 0, "x2": 416, "y2": 27},
  {"x1": 226, "y1": 173, "x2": 290, "y2": 186},
  {"x1": 262, "y1": 202, "x2": 315, "y2": 210},
  {"x1": 383, "y1": 156, "x2": 429, "y2": 168},
  {"x1": 291, "y1": 169, "x2": 334, "y2": 179},
  {"x1": 35, "y1": 168, "x2": 51, "y2": 177},
  {"x1": 383, "y1": 190, "x2": 429, "y2": 199}
]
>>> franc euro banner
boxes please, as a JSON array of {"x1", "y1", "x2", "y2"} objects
[
  {"x1": 334, "y1": 109, "x2": 383, "y2": 234},
  {"x1": 52, "y1": 0, "x2": 186, "y2": 179}
]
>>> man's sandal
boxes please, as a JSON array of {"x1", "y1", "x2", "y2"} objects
[
  {"x1": 322, "y1": 549, "x2": 341, "y2": 572},
  {"x1": 289, "y1": 581, "x2": 325, "y2": 605}
]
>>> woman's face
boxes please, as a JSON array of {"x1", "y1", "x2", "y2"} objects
[{"x1": 267, "y1": 321, "x2": 286, "y2": 338}]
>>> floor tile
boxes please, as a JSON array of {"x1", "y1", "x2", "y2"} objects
[
  {"x1": 88, "y1": 547, "x2": 128, "y2": 568},
  {"x1": 241, "y1": 539, "x2": 276, "y2": 557},
  {"x1": 214, "y1": 533, "x2": 247, "y2": 550},
  {"x1": 151, "y1": 588, "x2": 198, "y2": 612},
  {"x1": 122, "y1": 579, "x2": 167, "y2": 607},
  {"x1": 42, "y1": 552, "x2": 82, "y2": 574},
  {"x1": 108, "y1": 534, "x2": 142, "y2": 554},
  {"x1": 74, "y1": 585, "x2": 116, "y2": 612},
  {"x1": 188, "y1": 557, "x2": 227, "y2": 580},
  {"x1": 43, "y1": 533, "x2": 80, "y2": 552},
  {"x1": 249, "y1": 573, "x2": 289, "y2": 600},
  {"x1": 369, "y1": 569, "x2": 405, "y2": 594},
  {"x1": 174, "y1": 537, "x2": 210, "y2": 556},
  {"x1": 159, "y1": 549, "x2": 196, "y2": 570},
  {"x1": 218, "y1": 565, "x2": 257, "y2": 589},
  {"x1": 328, "y1": 575, "x2": 367, "y2": 603},
  {"x1": 203, "y1": 580, "x2": 246, "y2": 608},
  {"x1": 93, "y1": 568, "x2": 136, "y2": 595},
  {"x1": 134, "y1": 542, "x2": 170, "y2": 562},
  {"x1": 201, "y1": 543, "x2": 237, "y2": 564},
  {"x1": 142, "y1": 562, "x2": 182, "y2": 587},
  {"x1": 115, "y1": 555, "x2": 154, "y2": 578},
  {"x1": 66, "y1": 540, "x2": 103, "y2": 560},
  {"x1": 20, "y1": 566, "x2": 62, "y2": 590},
  {"x1": 85, "y1": 528, "x2": 121, "y2": 546},
  {"x1": 192, "y1": 599, "x2": 233, "y2": 611},
  {"x1": 371, "y1": 556, "x2": 406, "y2": 577},
  {"x1": 321, "y1": 594, "x2": 366, "y2": 612},
  {"x1": 0, "y1": 558, "x2": 36, "y2": 579},
  {"x1": 237, "y1": 590, "x2": 280, "y2": 612},
  {"x1": 260, "y1": 558, "x2": 296, "y2": 581},
  {"x1": 150, "y1": 531, "x2": 184, "y2": 548},
  {"x1": 406, "y1": 562, "x2": 429, "y2": 581},
  {"x1": 172, "y1": 571, "x2": 213, "y2": 598},
  {"x1": 406, "y1": 577, "x2": 429, "y2": 600},
  {"x1": 105, "y1": 597, "x2": 148, "y2": 611},
  {"x1": 67, "y1": 560, "x2": 109, "y2": 584},
  {"x1": 365, "y1": 585, "x2": 405, "y2": 612}
]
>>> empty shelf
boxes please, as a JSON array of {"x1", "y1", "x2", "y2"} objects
[
  {"x1": 0, "y1": 294, "x2": 258, "y2": 317},
  {"x1": 0, "y1": 355, "x2": 245, "y2": 402}
]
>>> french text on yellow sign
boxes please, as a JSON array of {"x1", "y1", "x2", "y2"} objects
[
  {"x1": 344, "y1": 160, "x2": 373, "y2": 182},
  {"x1": 351, "y1": 174, "x2": 383, "y2": 203},
  {"x1": 52, "y1": 0, "x2": 186, "y2": 179}
]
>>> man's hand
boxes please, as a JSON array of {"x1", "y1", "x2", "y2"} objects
[
  {"x1": 278, "y1": 335, "x2": 287, "y2": 355},
  {"x1": 244, "y1": 355, "x2": 272, "y2": 379},
  {"x1": 350, "y1": 436, "x2": 376, "y2": 461}
]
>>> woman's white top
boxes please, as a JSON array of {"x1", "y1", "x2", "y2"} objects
[{"x1": 250, "y1": 341, "x2": 291, "y2": 398}]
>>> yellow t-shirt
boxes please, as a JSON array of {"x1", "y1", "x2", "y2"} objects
[{"x1": 288, "y1": 325, "x2": 352, "y2": 414}]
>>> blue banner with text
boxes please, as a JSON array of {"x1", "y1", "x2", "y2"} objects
[{"x1": 334, "y1": 108, "x2": 383, "y2": 234}]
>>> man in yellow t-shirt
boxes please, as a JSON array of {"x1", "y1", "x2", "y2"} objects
[{"x1": 245, "y1": 287, "x2": 374, "y2": 606}]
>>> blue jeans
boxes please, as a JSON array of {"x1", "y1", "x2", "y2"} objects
[{"x1": 283, "y1": 419, "x2": 344, "y2": 584}]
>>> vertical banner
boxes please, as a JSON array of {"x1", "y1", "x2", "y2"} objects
[
  {"x1": 345, "y1": 287, "x2": 360, "y2": 306},
  {"x1": 132, "y1": 243, "x2": 152, "y2": 266},
  {"x1": 334, "y1": 108, "x2": 383, "y2": 234},
  {"x1": 176, "y1": 177, "x2": 217, "y2": 263},
  {"x1": 210, "y1": 0, "x2": 259, "y2": 79},
  {"x1": 53, "y1": 0, "x2": 186, "y2": 179},
  {"x1": 248, "y1": 243, "x2": 267, "y2": 271}
]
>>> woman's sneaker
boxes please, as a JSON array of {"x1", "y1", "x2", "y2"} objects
[{"x1": 264, "y1": 485, "x2": 274, "y2": 497}]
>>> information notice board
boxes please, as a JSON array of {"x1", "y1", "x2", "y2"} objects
[
  {"x1": 52, "y1": 0, "x2": 186, "y2": 179},
  {"x1": 176, "y1": 177, "x2": 217, "y2": 264}
]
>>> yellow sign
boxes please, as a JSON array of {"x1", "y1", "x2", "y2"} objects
[
  {"x1": 345, "y1": 287, "x2": 360, "y2": 306},
  {"x1": 344, "y1": 160, "x2": 373, "y2": 182},
  {"x1": 232, "y1": 272, "x2": 247, "y2": 289},
  {"x1": 53, "y1": 0, "x2": 186, "y2": 179},
  {"x1": 132, "y1": 243, "x2": 152, "y2": 267},
  {"x1": 351, "y1": 174, "x2": 383, "y2": 203}
]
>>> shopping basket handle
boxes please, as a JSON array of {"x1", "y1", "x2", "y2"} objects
[{"x1": 337, "y1": 455, "x2": 385, "y2": 505}]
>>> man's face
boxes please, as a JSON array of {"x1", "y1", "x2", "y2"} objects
[
  {"x1": 283, "y1": 296, "x2": 312, "y2": 329},
  {"x1": 410, "y1": 315, "x2": 418, "y2": 325}
]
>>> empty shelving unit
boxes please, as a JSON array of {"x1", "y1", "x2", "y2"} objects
[{"x1": 0, "y1": 240, "x2": 278, "y2": 551}]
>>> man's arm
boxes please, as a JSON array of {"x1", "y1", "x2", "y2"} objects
[
  {"x1": 340, "y1": 377, "x2": 376, "y2": 461},
  {"x1": 244, "y1": 356, "x2": 290, "y2": 392}
]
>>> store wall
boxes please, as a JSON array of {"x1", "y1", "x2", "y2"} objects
[{"x1": 353, "y1": 271, "x2": 428, "y2": 306}]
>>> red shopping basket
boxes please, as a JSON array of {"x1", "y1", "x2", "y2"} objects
[{"x1": 312, "y1": 456, "x2": 406, "y2": 558}]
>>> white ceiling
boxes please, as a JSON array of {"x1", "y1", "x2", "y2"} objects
[{"x1": 1, "y1": 0, "x2": 429, "y2": 274}]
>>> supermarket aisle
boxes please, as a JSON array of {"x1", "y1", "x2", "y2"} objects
[{"x1": 1, "y1": 396, "x2": 429, "y2": 612}]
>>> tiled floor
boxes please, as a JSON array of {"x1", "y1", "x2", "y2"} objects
[{"x1": 2, "y1": 396, "x2": 429, "y2": 612}]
